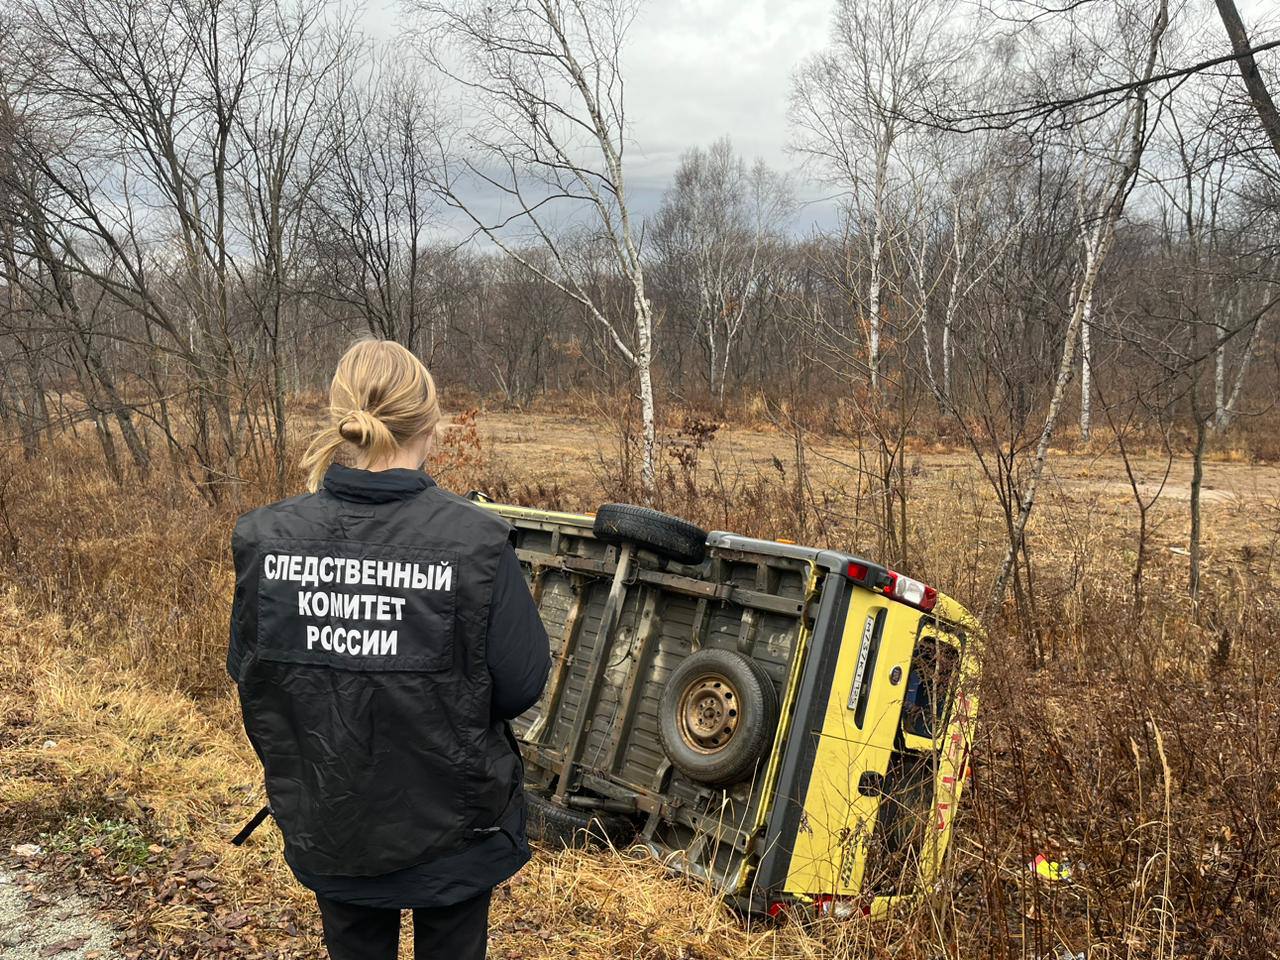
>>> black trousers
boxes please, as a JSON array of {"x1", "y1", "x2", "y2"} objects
[{"x1": 315, "y1": 889, "x2": 491, "y2": 960}]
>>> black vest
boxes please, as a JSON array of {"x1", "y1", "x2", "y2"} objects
[{"x1": 230, "y1": 471, "x2": 520, "y2": 877}]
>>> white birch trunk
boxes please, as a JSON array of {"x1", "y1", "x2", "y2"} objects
[
  {"x1": 1216, "y1": 295, "x2": 1268, "y2": 431},
  {"x1": 1214, "y1": 336, "x2": 1226, "y2": 427},
  {"x1": 941, "y1": 249, "x2": 962, "y2": 403},
  {"x1": 988, "y1": 0, "x2": 1169, "y2": 608},
  {"x1": 913, "y1": 224, "x2": 941, "y2": 403},
  {"x1": 866, "y1": 137, "x2": 890, "y2": 394},
  {"x1": 868, "y1": 227, "x2": 882, "y2": 393},
  {"x1": 992, "y1": 232, "x2": 1103, "y2": 604},
  {"x1": 942, "y1": 309, "x2": 953, "y2": 399},
  {"x1": 706, "y1": 315, "x2": 718, "y2": 400},
  {"x1": 634, "y1": 284, "x2": 657, "y2": 491},
  {"x1": 717, "y1": 338, "x2": 733, "y2": 402},
  {"x1": 921, "y1": 298, "x2": 940, "y2": 401},
  {"x1": 943, "y1": 196, "x2": 963, "y2": 402},
  {"x1": 1079, "y1": 291, "x2": 1093, "y2": 440}
]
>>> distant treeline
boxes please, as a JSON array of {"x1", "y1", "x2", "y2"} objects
[{"x1": 0, "y1": 0, "x2": 1277, "y2": 501}]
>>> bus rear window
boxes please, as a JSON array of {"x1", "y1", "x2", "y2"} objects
[{"x1": 901, "y1": 635, "x2": 960, "y2": 740}]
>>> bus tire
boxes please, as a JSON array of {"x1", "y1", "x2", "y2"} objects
[
  {"x1": 658, "y1": 648, "x2": 779, "y2": 787},
  {"x1": 592, "y1": 503, "x2": 707, "y2": 566},
  {"x1": 525, "y1": 790, "x2": 634, "y2": 849}
]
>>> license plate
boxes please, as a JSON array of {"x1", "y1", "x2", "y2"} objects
[{"x1": 848, "y1": 612, "x2": 878, "y2": 711}]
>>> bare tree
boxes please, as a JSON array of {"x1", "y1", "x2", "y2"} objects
[
  {"x1": 311, "y1": 54, "x2": 441, "y2": 354},
  {"x1": 792, "y1": 0, "x2": 965, "y2": 394},
  {"x1": 8, "y1": 0, "x2": 275, "y2": 494},
  {"x1": 1214, "y1": 0, "x2": 1280, "y2": 164},
  {"x1": 988, "y1": 0, "x2": 1172, "y2": 607},
  {"x1": 235, "y1": 0, "x2": 344, "y2": 493},
  {"x1": 650, "y1": 138, "x2": 792, "y2": 403},
  {"x1": 477, "y1": 252, "x2": 566, "y2": 405},
  {"x1": 409, "y1": 0, "x2": 661, "y2": 490}
]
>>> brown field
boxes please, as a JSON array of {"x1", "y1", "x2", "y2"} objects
[
  {"x1": 479, "y1": 410, "x2": 1280, "y2": 544},
  {"x1": 0, "y1": 407, "x2": 1277, "y2": 959}
]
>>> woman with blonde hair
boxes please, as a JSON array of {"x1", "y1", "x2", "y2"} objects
[{"x1": 228, "y1": 338, "x2": 550, "y2": 959}]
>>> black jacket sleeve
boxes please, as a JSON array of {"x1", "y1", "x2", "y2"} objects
[
  {"x1": 227, "y1": 605, "x2": 241, "y2": 681},
  {"x1": 227, "y1": 523, "x2": 254, "y2": 681},
  {"x1": 486, "y1": 546, "x2": 551, "y2": 719}
]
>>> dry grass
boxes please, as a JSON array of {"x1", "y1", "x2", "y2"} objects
[{"x1": 0, "y1": 407, "x2": 1278, "y2": 959}]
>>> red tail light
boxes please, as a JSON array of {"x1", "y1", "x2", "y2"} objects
[
  {"x1": 845, "y1": 559, "x2": 889, "y2": 588},
  {"x1": 845, "y1": 558, "x2": 937, "y2": 612},
  {"x1": 767, "y1": 896, "x2": 870, "y2": 920},
  {"x1": 883, "y1": 571, "x2": 938, "y2": 612}
]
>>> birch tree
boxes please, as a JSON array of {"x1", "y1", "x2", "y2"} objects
[
  {"x1": 408, "y1": 0, "x2": 660, "y2": 490},
  {"x1": 903, "y1": 127, "x2": 1021, "y2": 407},
  {"x1": 989, "y1": 0, "x2": 1172, "y2": 606},
  {"x1": 791, "y1": 0, "x2": 964, "y2": 395},
  {"x1": 1214, "y1": 274, "x2": 1277, "y2": 430},
  {"x1": 1211, "y1": 0, "x2": 1280, "y2": 430}
]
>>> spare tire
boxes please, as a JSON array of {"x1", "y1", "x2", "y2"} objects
[
  {"x1": 658, "y1": 648, "x2": 780, "y2": 786},
  {"x1": 593, "y1": 503, "x2": 708, "y2": 565},
  {"x1": 525, "y1": 790, "x2": 635, "y2": 849}
]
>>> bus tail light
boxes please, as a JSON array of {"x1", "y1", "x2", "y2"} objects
[
  {"x1": 767, "y1": 896, "x2": 871, "y2": 920},
  {"x1": 884, "y1": 571, "x2": 938, "y2": 612},
  {"x1": 845, "y1": 558, "x2": 937, "y2": 613}
]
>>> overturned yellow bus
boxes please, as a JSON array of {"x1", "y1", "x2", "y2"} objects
[{"x1": 477, "y1": 499, "x2": 981, "y2": 917}]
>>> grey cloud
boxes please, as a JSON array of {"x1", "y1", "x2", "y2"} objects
[{"x1": 360, "y1": 0, "x2": 841, "y2": 232}]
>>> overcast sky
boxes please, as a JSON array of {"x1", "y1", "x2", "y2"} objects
[
  {"x1": 620, "y1": 0, "x2": 837, "y2": 229},
  {"x1": 361, "y1": 0, "x2": 841, "y2": 234},
  {"x1": 357, "y1": 0, "x2": 1277, "y2": 238}
]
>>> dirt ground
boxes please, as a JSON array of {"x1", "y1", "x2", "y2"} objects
[
  {"x1": 0, "y1": 861, "x2": 121, "y2": 959},
  {"x1": 472, "y1": 410, "x2": 1280, "y2": 553}
]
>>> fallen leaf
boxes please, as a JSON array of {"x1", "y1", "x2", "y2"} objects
[{"x1": 40, "y1": 937, "x2": 89, "y2": 957}]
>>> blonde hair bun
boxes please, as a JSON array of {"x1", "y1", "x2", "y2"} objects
[
  {"x1": 338, "y1": 410, "x2": 381, "y2": 448},
  {"x1": 301, "y1": 339, "x2": 442, "y2": 491}
]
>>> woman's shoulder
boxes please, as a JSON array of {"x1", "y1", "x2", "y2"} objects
[
  {"x1": 422, "y1": 486, "x2": 513, "y2": 538},
  {"x1": 232, "y1": 490, "x2": 323, "y2": 537}
]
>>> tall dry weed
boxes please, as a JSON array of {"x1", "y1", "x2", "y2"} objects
[{"x1": 0, "y1": 411, "x2": 1276, "y2": 958}]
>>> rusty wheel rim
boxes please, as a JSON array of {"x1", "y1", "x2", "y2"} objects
[{"x1": 676, "y1": 673, "x2": 740, "y2": 754}]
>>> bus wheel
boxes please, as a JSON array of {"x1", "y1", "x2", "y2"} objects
[
  {"x1": 659, "y1": 648, "x2": 779, "y2": 786},
  {"x1": 525, "y1": 790, "x2": 634, "y2": 849},
  {"x1": 592, "y1": 503, "x2": 708, "y2": 565}
]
